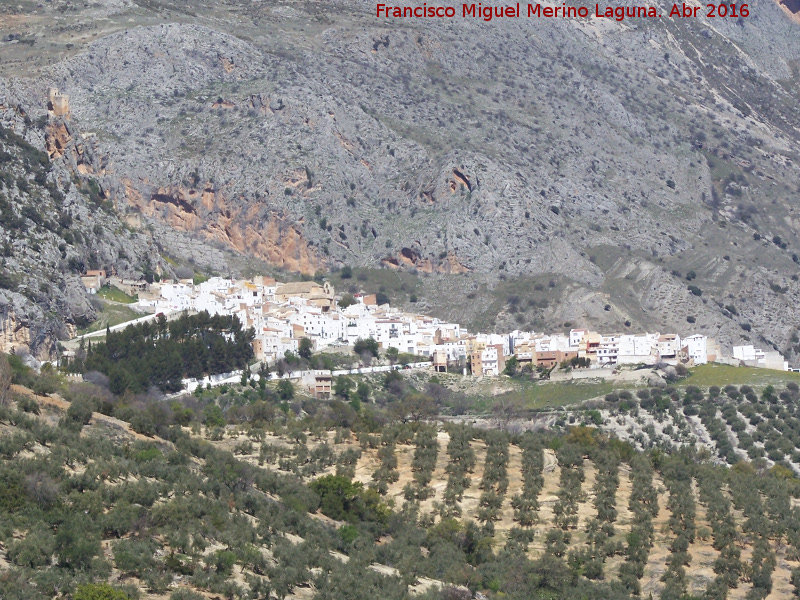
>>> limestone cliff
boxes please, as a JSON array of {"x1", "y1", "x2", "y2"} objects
[
  {"x1": 120, "y1": 183, "x2": 322, "y2": 274},
  {"x1": 0, "y1": 98, "x2": 164, "y2": 359}
]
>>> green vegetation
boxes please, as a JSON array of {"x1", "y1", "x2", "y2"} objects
[
  {"x1": 298, "y1": 337, "x2": 313, "y2": 360},
  {"x1": 96, "y1": 285, "x2": 136, "y2": 304},
  {"x1": 353, "y1": 337, "x2": 380, "y2": 359},
  {"x1": 470, "y1": 378, "x2": 618, "y2": 412},
  {"x1": 67, "y1": 311, "x2": 254, "y2": 393},
  {"x1": 443, "y1": 425, "x2": 475, "y2": 514},
  {"x1": 683, "y1": 363, "x2": 800, "y2": 388},
  {"x1": 0, "y1": 360, "x2": 647, "y2": 600},
  {"x1": 311, "y1": 475, "x2": 389, "y2": 524},
  {"x1": 477, "y1": 430, "x2": 510, "y2": 525},
  {"x1": 328, "y1": 267, "x2": 422, "y2": 307},
  {"x1": 76, "y1": 300, "x2": 140, "y2": 336},
  {"x1": 6, "y1": 346, "x2": 800, "y2": 600}
]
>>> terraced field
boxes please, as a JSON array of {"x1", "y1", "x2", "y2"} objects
[
  {"x1": 214, "y1": 379, "x2": 800, "y2": 599},
  {"x1": 6, "y1": 372, "x2": 800, "y2": 600}
]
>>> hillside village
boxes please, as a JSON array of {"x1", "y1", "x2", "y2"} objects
[{"x1": 80, "y1": 271, "x2": 789, "y2": 391}]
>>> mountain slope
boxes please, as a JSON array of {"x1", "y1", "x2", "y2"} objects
[
  {"x1": 1, "y1": 0, "x2": 800, "y2": 356},
  {"x1": 0, "y1": 106, "x2": 164, "y2": 359}
]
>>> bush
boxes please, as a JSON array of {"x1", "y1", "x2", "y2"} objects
[
  {"x1": 55, "y1": 515, "x2": 101, "y2": 570},
  {"x1": 114, "y1": 537, "x2": 158, "y2": 576},
  {"x1": 7, "y1": 525, "x2": 55, "y2": 568},
  {"x1": 375, "y1": 292, "x2": 390, "y2": 305},
  {"x1": 586, "y1": 410, "x2": 603, "y2": 426},
  {"x1": 208, "y1": 549, "x2": 237, "y2": 575},
  {"x1": 203, "y1": 404, "x2": 225, "y2": 428},
  {"x1": 277, "y1": 379, "x2": 294, "y2": 400},
  {"x1": 339, "y1": 524, "x2": 359, "y2": 545},
  {"x1": 74, "y1": 584, "x2": 131, "y2": 600},
  {"x1": 170, "y1": 590, "x2": 204, "y2": 600},
  {"x1": 311, "y1": 474, "x2": 388, "y2": 524},
  {"x1": 338, "y1": 293, "x2": 356, "y2": 309},
  {"x1": 16, "y1": 395, "x2": 39, "y2": 414},
  {"x1": 66, "y1": 398, "x2": 94, "y2": 428},
  {"x1": 353, "y1": 338, "x2": 380, "y2": 358}
]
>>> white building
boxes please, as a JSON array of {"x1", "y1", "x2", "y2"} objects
[
  {"x1": 596, "y1": 334, "x2": 620, "y2": 365},
  {"x1": 617, "y1": 333, "x2": 659, "y2": 365},
  {"x1": 570, "y1": 329, "x2": 587, "y2": 349},
  {"x1": 684, "y1": 334, "x2": 710, "y2": 365},
  {"x1": 658, "y1": 334, "x2": 681, "y2": 360},
  {"x1": 125, "y1": 269, "x2": 791, "y2": 377},
  {"x1": 479, "y1": 346, "x2": 502, "y2": 376}
]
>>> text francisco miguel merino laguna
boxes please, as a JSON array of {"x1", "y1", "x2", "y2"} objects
[{"x1": 377, "y1": 2, "x2": 750, "y2": 20}]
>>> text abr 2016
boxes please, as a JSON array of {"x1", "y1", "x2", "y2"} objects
[{"x1": 375, "y1": 3, "x2": 750, "y2": 19}]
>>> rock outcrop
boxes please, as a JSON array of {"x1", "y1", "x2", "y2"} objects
[{"x1": 0, "y1": 96, "x2": 165, "y2": 359}]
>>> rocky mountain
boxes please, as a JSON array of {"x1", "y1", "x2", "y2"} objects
[
  {"x1": 1, "y1": 0, "x2": 800, "y2": 359},
  {"x1": 0, "y1": 105, "x2": 165, "y2": 359}
]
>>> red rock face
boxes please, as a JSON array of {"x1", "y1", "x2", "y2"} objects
[
  {"x1": 382, "y1": 248, "x2": 469, "y2": 274},
  {"x1": 45, "y1": 121, "x2": 71, "y2": 159},
  {"x1": 121, "y1": 182, "x2": 323, "y2": 275}
]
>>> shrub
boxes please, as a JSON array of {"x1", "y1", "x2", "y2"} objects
[
  {"x1": 114, "y1": 537, "x2": 158, "y2": 576},
  {"x1": 203, "y1": 404, "x2": 225, "y2": 428},
  {"x1": 277, "y1": 379, "x2": 294, "y2": 400},
  {"x1": 353, "y1": 338, "x2": 380, "y2": 358},
  {"x1": 311, "y1": 474, "x2": 388, "y2": 524},
  {"x1": 55, "y1": 515, "x2": 101, "y2": 570},
  {"x1": 170, "y1": 590, "x2": 204, "y2": 600},
  {"x1": 65, "y1": 398, "x2": 94, "y2": 428},
  {"x1": 208, "y1": 549, "x2": 237, "y2": 575},
  {"x1": 7, "y1": 526, "x2": 55, "y2": 568},
  {"x1": 16, "y1": 395, "x2": 39, "y2": 414},
  {"x1": 338, "y1": 293, "x2": 356, "y2": 308},
  {"x1": 74, "y1": 584, "x2": 131, "y2": 600}
]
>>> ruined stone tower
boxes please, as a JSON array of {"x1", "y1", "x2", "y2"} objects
[{"x1": 47, "y1": 87, "x2": 70, "y2": 117}]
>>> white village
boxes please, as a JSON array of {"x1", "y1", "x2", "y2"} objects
[{"x1": 76, "y1": 271, "x2": 790, "y2": 396}]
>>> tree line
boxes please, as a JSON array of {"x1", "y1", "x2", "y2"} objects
[{"x1": 66, "y1": 312, "x2": 254, "y2": 393}]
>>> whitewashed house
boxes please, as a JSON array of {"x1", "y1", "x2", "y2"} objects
[{"x1": 684, "y1": 334, "x2": 710, "y2": 365}]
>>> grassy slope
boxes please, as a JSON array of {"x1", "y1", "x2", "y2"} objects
[
  {"x1": 469, "y1": 379, "x2": 618, "y2": 412},
  {"x1": 465, "y1": 363, "x2": 800, "y2": 413},
  {"x1": 680, "y1": 362, "x2": 800, "y2": 388},
  {"x1": 96, "y1": 284, "x2": 137, "y2": 303},
  {"x1": 77, "y1": 298, "x2": 140, "y2": 335}
]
